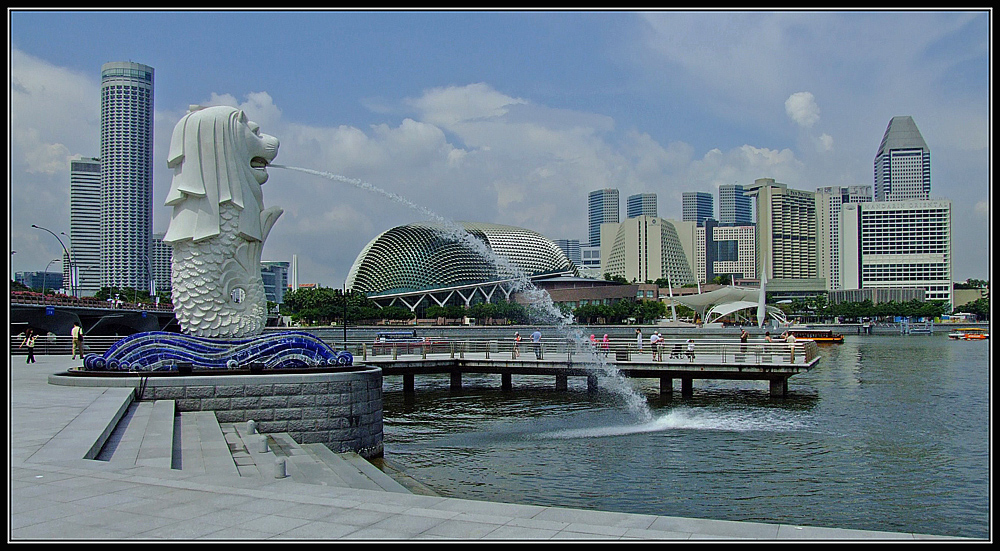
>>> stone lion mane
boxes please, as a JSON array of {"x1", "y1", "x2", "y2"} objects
[{"x1": 163, "y1": 105, "x2": 277, "y2": 244}]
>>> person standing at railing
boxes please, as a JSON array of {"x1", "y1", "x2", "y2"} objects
[
  {"x1": 531, "y1": 329, "x2": 542, "y2": 359},
  {"x1": 513, "y1": 332, "x2": 521, "y2": 359},
  {"x1": 602, "y1": 334, "x2": 610, "y2": 357},
  {"x1": 20, "y1": 329, "x2": 38, "y2": 364},
  {"x1": 686, "y1": 338, "x2": 696, "y2": 362},
  {"x1": 71, "y1": 322, "x2": 84, "y2": 360},
  {"x1": 636, "y1": 328, "x2": 643, "y2": 355},
  {"x1": 782, "y1": 331, "x2": 797, "y2": 363}
]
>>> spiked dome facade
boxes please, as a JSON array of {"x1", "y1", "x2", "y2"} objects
[{"x1": 346, "y1": 222, "x2": 576, "y2": 295}]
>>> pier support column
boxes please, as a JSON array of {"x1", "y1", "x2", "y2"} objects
[
  {"x1": 450, "y1": 372, "x2": 462, "y2": 391},
  {"x1": 659, "y1": 376, "x2": 673, "y2": 397},
  {"x1": 403, "y1": 374, "x2": 415, "y2": 394},
  {"x1": 555, "y1": 374, "x2": 568, "y2": 391},
  {"x1": 587, "y1": 373, "x2": 598, "y2": 393},
  {"x1": 681, "y1": 378, "x2": 693, "y2": 397},
  {"x1": 502, "y1": 373, "x2": 512, "y2": 391},
  {"x1": 769, "y1": 377, "x2": 788, "y2": 397}
]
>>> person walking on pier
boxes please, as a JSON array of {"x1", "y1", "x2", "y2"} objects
[
  {"x1": 686, "y1": 338, "x2": 696, "y2": 362},
  {"x1": 636, "y1": 328, "x2": 643, "y2": 355},
  {"x1": 71, "y1": 322, "x2": 84, "y2": 360},
  {"x1": 531, "y1": 329, "x2": 542, "y2": 359},
  {"x1": 513, "y1": 332, "x2": 521, "y2": 359},
  {"x1": 601, "y1": 334, "x2": 610, "y2": 357},
  {"x1": 738, "y1": 328, "x2": 749, "y2": 362},
  {"x1": 20, "y1": 329, "x2": 37, "y2": 364}
]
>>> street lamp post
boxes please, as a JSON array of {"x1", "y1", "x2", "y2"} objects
[
  {"x1": 41, "y1": 258, "x2": 60, "y2": 296},
  {"x1": 61, "y1": 232, "x2": 80, "y2": 298},
  {"x1": 31, "y1": 225, "x2": 75, "y2": 298}
]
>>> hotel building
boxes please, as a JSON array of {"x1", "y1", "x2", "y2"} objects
[{"x1": 100, "y1": 61, "x2": 154, "y2": 291}]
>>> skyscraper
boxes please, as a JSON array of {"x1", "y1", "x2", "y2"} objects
[
  {"x1": 553, "y1": 239, "x2": 582, "y2": 265},
  {"x1": 682, "y1": 192, "x2": 714, "y2": 226},
  {"x1": 816, "y1": 185, "x2": 872, "y2": 290},
  {"x1": 841, "y1": 199, "x2": 952, "y2": 305},
  {"x1": 626, "y1": 193, "x2": 658, "y2": 219},
  {"x1": 100, "y1": 61, "x2": 154, "y2": 291},
  {"x1": 588, "y1": 189, "x2": 619, "y2": 248},
  {"x1": 718, "y1": 184, "x2": 753, "y2": 225},
  {"x1": 69, "y1": 157, "x2": 102, "y2": 296},
  {"x1": 874, "y1": 116, "x2": 930, "y2": 201},
  {"x1": 745, "y1": 178, "x2": 817, "y2": 282}
]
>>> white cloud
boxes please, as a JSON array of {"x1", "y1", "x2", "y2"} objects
[{"x1": 785, "y1": 92, "x2": 820, "y2": 128}]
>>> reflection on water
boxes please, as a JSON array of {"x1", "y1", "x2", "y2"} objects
[{"x1": 382, "y1": 335, "x2": 989, "y2": 538}]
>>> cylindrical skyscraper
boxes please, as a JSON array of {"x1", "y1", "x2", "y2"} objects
[{"x1": 100, "y1": 61, "x2": 154, "y2": 291}]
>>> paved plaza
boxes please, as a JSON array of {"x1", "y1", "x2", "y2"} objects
[{"x1": 9, "y1": 353, "x2": 954, "y2": 541}]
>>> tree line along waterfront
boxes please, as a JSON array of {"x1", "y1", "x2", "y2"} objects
[
  {"x1": 10, "y1": 278, "x2": 988, "y2": 326},
  {"x1": 277, "y1": 285, "x2": 988, "y2": 327}
]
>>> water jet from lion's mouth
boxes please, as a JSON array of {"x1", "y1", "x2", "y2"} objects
[{"x1": 272, "y1": 163, "x2": 653, "y2": 422}]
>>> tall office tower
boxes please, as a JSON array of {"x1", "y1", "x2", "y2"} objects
[
  {"x1": 588, "y1": 188, "x2": 619, "y2": 248},
  {"x1": 150, "y1": 233, "x2": 172, "y2": 297},
  {"x1": 626, "y1": 193, "x2": 658, "y2": 219},
  {"x1": 745, "y1": 178, "x2": 818, "y2": 282},
  {"x1": 100, "y1": 61, "x2": 154, "y2": 291},
  {"x1": 682, "y1": 191, "x2": 714, "y2": 226},
  {"x1": 718, "y1": 184, "x2": 753, "y2": 225},
  {"x1": 816, "y1": 185, "x2": 873, "y2": 290},
  {"x1": 841, "y1": 199, "x2": 952, "y2": 305},
  {"x1": 69, "y1": 157, "x2": 102, "y2": 296},
  {"x1": 554, "y1": 239, "x2": 582, "y2": 265},
  {"x1": 874, "y1": 116, "x2": 930, "y2": 201},
  {"x1": 260, "y1": 261, "x2": 291, "y2": 304}
]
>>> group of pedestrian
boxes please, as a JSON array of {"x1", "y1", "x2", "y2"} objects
[
  {"x1": 17, "y1": 322, "x2": 86, "y2": 365},
  {"x1": 513, "y1": 330, "x2": 543, "y2": 359}
]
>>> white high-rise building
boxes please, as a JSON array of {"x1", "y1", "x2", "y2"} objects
[
  {"x1": 599, "y1": 216, "x2": 696, "y2": 286},
  {"x1": 150, "y1": 233, "x2": 172, "y2": 297},
  {"x1": 840, "y1": 200, "x2": 952, "y2": 306},
  {"x1": 816, "y1": 185, "x2": 872, "y2": 290},
  {"x1": 745, "y1": 178, "x2": 820, "y2": 284},
  {"x1": 626, "y1": 193, "x2": 658, "y2": 219},
  {"x1": 874, "y1": 116, "x2": 930, "y2": 201},
  {"x1": 69, "y1": 157, "x2": 102, "y2": 296},
  {"x1": 100, "y1": 61, "x2": 154, "y2": 291}
]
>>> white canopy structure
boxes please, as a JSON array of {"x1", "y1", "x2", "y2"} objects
[{"x1": 666, "y1": 284, "x2": 787, "y2": 327}]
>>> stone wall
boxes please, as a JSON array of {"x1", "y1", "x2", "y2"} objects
[{"x1": 55, "y1": 366, "x2": 384, "y2": 459}]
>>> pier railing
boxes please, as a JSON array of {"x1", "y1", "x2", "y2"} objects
[{"x1": 12, "y1": 335, "x2": 818, "y2": 367}]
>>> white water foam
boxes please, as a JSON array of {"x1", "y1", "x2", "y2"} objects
[
  {"x1": 275, "y1": 164, "x2": 652, "y2": 421},
  {"x1": 538, "y1": 408, "x2": 810, "y2": 440}
]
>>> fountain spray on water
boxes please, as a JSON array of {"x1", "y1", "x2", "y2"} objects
[{"x1": 274, "y1": 165, "x2": 653, "y2": 422}]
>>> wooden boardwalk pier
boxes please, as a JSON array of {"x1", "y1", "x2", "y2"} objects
[{"x1": 362, "y1": 339, "x2": 821, "y2": 397}]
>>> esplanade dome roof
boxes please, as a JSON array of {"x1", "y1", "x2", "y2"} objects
[{"x1": 346, "y1": 221, "x2": 575, "y2": 295}]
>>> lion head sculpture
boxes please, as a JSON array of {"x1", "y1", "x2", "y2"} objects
[
  {"x1": 163, "y1": 105, "x2": 282, "y2": 337},
  {"x1": 163, "y1": 105, "x2": 280, "y2": 243}
]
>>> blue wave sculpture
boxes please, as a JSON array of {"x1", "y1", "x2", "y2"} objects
[{"x1": 82, "y1": 331, "x2": 353, "y2": 372}]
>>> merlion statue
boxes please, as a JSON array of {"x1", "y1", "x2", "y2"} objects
[{"x1": 163, "y1": 105, "x2": 282, "y2": 337}]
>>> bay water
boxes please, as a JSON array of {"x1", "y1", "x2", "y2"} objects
[{"x1": 381, "y1": 334, "x2": 990, "y2": 538}]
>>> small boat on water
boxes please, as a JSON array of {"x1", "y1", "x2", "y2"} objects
[
  {"x1": 947, "y1": 328, "x2": 989, "y2": 340},
  {"x1": 785, "y1": 329, "x2": 844, "y2": 343}
]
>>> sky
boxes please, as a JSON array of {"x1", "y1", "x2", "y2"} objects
[{"x1": 8, "y1": 9, "x2": 992, "y2": 290}]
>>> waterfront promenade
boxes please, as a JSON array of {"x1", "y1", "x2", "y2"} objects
[{"x1": 9, "y1": 353, "x2": 954, "y2": 541}]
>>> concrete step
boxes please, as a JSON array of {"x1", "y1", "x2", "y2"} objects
[
  {"x1": 106, "y1": 401, "x2": 155, "y2": 467},
  {"x1": 178, "y1": 411, "x2": 239, "y2": 475},
  {"x1": 314, "y1": 447, "x2": 411, "y2": 494},
  {"x1": 134, "y1": 400, "x2": 176, "y2": 469},
  {"x1": 29, "y1": 387, "x2": 134, "y2": 463}
]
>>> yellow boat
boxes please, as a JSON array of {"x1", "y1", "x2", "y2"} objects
[
  {"x1": 947, "y1": 328, "x2": 989, "y2": 340},
  {"x1": 786, "y1": 329, "x2": 844, "y2": 343}
]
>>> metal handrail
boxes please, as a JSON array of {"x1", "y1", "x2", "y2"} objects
[{"x1": 11, "y1": 334, "x2": 818, "y2": 366}]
